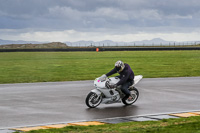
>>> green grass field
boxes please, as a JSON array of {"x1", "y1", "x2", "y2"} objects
[
  {"x1": 14, "y1": 116, "x2": 200, "y2": 133},
  {"x1": 0, "y1": 50, "x2": 200, "y2": 84},
  {"x1": 1, "y1": 51, "x2": 198, "y2": 132}
]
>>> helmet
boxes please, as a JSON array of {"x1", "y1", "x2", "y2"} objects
[{"x1": 115, "y1": 60, "x2": 125, "y2": 73}]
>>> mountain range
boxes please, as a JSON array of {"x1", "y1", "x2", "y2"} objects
[
  {"x1": 65, "y1": 38, "x2": 199, "y2": 47},
  {"x1": 0, "y1": 39, "x2": 43, "y2": 45},
  {"x1": 0, "y1": 38, "x2": 199, "y2": 47}
]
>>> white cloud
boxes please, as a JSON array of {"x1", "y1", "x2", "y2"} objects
[
  {"x1": 166, "y1": 14, "x2": 193, "y2": 19},
  {"x1": 1, "y1": 29, "x2": 200, "y2": 42},
  {"x1": 48, "y1": 6, "x2": 81, "y2": 20},
  {"x1": 129, "y1": 9, "x2": 161, "y2": 20},
  {"x1": 1, "y1": 0, "x2": 200, "y2": 42},
  {"x1": 94, "y1": 7, "x2": 129, "y2": 20}
]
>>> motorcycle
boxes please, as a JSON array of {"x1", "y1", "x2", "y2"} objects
[{"x1": 85, "y1": 75, "x2": 143, "y2": 108}]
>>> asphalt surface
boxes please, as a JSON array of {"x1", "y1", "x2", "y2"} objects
[{"x1": 0, "y1": 77, "x2": 200, "y2": 129}]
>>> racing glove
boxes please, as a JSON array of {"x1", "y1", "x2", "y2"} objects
[{"x1": 99, "y1": 74, "x2": 107, "y2": 81}]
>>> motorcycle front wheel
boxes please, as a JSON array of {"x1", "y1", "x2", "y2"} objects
[
  {"x1": 122, "y1": 87, "x2": 139, "y2": 105},
  {"x1": 85, "y1": 92, "x2": 102, "y2": 108}
]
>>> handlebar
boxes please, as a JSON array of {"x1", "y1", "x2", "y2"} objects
[{"x1": 105, "y1": 80, "x2": 110, "y2": 89}]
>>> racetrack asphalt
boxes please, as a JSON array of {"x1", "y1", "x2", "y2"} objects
[{"x1": 0, "y1": 77, "x2": 200, "y2": 129}]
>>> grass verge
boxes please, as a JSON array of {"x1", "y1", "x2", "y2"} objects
[
  {"x1": 14, "y1": 116, "x2": 200, "y2": 133},
  {"x1": 0, "y1": 50, "x2": 199, "y2": 84}
]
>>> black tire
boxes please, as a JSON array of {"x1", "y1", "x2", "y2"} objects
[
  {"x1": 85, "y1": 92, "x2": 102, "y2": 108},
  {"x1": 122, "y1": 87, "x2": 139, "y2": 105}
]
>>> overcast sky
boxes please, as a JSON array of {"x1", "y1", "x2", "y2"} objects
[{"x1": 0, "y1": 0, "x2": 200, "y2": 42}]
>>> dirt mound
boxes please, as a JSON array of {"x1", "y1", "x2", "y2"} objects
[{"x1": 0, "y1": 42, "x2": 68, "y2": 49}]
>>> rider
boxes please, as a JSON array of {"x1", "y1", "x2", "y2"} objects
[{"x1": 99, "y1": 60, "x2": 135, "y2": 100}]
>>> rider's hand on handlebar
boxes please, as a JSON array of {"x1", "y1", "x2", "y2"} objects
[{"x1": 99, "y1": 74, "x2": 107, "y2": 81}]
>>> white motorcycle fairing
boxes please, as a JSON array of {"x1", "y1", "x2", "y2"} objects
[
  {"x1": 133, "y1": 75, "x2": 143, "y2": 86},
  {"x1": 85, "y1": 75, "x2": 143, "y2": 108},
  {"x1": 92, "y1": 77, "x2": 121, "y2": 104}
]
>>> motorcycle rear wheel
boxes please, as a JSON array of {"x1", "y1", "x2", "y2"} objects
[
  {"x1": 122, "y1": 87, "x2": 139, "y2": 105},
  {"x1": 85, "y1": 92, "x2": 102, "y2": 108}
]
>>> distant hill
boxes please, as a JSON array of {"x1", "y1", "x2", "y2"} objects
[
  {"x1": 0, "y1": 42, "x2": 68, "y2": 49},
  {"x1": 0, "y1": 38, "x2": 199, "y2": 47},
  {"x1": 65, "y1": 38, "x2": 197, "y2": 47},
  {"x1": 0, "y1": 39, "x2": 43, "y2": 45}
]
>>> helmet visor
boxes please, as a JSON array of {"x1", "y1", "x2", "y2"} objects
[{"x1": 115, "y1": 66, "x2": 121, "y2": 72}]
